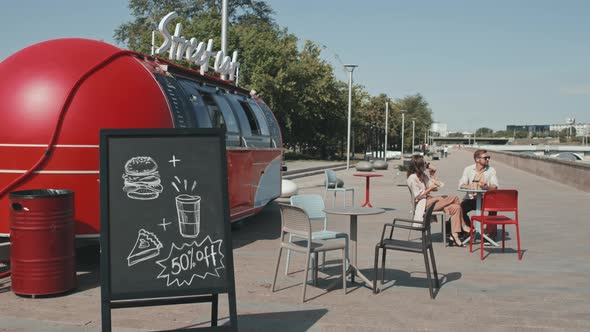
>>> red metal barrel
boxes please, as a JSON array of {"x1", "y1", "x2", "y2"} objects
[{"x1": 9, "y1": 189, "x2": 76, "y2": 296}]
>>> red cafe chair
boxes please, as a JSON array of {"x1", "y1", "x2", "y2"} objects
[{"x1": 469, "y1": 190, "x2": 522, "y2": 260}]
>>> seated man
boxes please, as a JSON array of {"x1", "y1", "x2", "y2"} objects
[{"x1": 458, "y1": 149, "x2": 499, "y2": 238}]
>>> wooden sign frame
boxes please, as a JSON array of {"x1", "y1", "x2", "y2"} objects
[{"x1": 99, "y1": 128, "x2": 237, "y2": 331}]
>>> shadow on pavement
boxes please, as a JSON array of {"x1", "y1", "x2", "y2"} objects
[
  {"x1": 231, "y1": 202, "x2": 281, "y2": 250},
  {"x1": 375, "y1": 269, "x2": 462, "y2": 298},
  {"x1": 74, "y1": 243, "x2": 100, "y2": 292},
  {"x1": 476, "y1": 248, "x2": 525, "y2": 260},
  {"x1": 181, "y1": 308, "x2": 328, "y2": 331}
]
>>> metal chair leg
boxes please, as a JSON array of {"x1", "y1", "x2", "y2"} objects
[
  {"x1": 480, "y1": 221, "x2": 485, "y2": 260},
  {"x1": 313, "y1": 252, "x2": 319, "y2": 286},
  {"x1": 302, "y1": 251, "x2": 311, "y2": 303},
  {"x1": 332, "y1": 191, "x2": 337, "y2": 207},
  {"x1": 343, "y1": 236, "x2": 350, "y2": 270},
  {"x1": 422, "y1": 240, "x2": 434, "y2": 299},
  {"x1": 516, "y1": 224, "x2": 522, "y2": 260},
  {"x1": 285, "y1": 233, "x2": 293, "y2": 275},
  {"x1": 428, "y1": 244, "x2": 440, "y2": 289},
  {"x1": 373, "y1": 246, "x2": 380, "y2": 294},
  {"x1": 272, "y1": 247, "x2": 283, "y2": 292},
  {"x1": 381, "y1": 248, "x2": 387, "y2": 284},
  {"x1": 342, "y1": 248, "x2": 347, "y2": 294}
]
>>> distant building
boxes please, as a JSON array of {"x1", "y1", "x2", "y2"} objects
[
  {"x1": 506, "y1": 122, "x2": 589, "y2": 137},
  {"x1": 430, "y1": 122, "x2": 448, "y2": 137},
  {"x1": 506, "y1": 125, "x2": 550, "y2": 133},
  {"x1": 550, "y1": 123, "x2": 590, "y2": 136}
]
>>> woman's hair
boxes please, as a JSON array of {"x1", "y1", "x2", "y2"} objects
[{"x1": 407, "y1": 155, "x2": 426, "y2": 180}]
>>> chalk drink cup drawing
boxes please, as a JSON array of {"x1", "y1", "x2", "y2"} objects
[{"x1": 175, "y1": 194, "x2": 201, "y2": 238}]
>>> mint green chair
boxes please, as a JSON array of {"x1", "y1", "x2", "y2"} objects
[
  {"x1": 324, "y1": 169, "x2": 355, "y2": 207},
  {"x1": 286, "y1": 194, "x2": 349, "y2": 275}
]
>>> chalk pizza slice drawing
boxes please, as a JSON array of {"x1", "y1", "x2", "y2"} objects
[{"x1": 127, "y1": 229, "x2": 163, "y2": 266}]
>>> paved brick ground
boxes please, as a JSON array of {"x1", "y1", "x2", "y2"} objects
[{"x1": 1, "y1": 148, "x2": 589, "y2": 331}]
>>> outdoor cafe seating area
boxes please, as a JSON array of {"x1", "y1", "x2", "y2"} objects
[{"x1": 272, "y1": 158, "x2": 523, "y2": 302}]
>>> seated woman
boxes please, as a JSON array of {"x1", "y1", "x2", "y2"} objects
[{"x1": 407, "y1": 155, "x2": 469, "y2": 247}]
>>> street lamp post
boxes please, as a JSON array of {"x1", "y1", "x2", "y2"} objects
[
  {"x1": 411, "y1": 119, "x2": 415, "y2": 154},
  {"x1": 344, "y1": 64, "x2": 358, "y2": 170},
  {"x1": 221, "y1": 0, "x2": 228, "y2": 80},
  {"x1": 384, "y1": 102, "x2": 389, "y2": 162},
  {"x1": 400, "y1": 110, "x2": 407, "y2": 161}
]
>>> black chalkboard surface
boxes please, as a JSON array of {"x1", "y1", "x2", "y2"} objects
[{"x1": 100, "y1": 128, "x2": 237, "y2": 331}]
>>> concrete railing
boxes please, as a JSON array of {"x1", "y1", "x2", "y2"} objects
[{"x1": 471, "y1": 149, "x2": 590, "y2": 193}]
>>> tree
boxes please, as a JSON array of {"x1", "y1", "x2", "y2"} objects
[
  {"x1": 493, "y1": 130, "x2": 510, "y2": 137},
  {"x1": 115, "y1": 0, "x2": 348, "y2": 156},
  {"x1": 114, "y1": 1, "x2": 274, "y2": 53},
  {"x1": 391, "y1": 94, "x2": 433, "y2": 152},
  {"x1": 447, "y1": 132, "x2": 465, "y2": 138},
  {"x1": 113, "y1": 1, "x2": 435, "y2": 159},
  {"x1": 475, "y1": 127, "x2": 494, "y2": 136}
]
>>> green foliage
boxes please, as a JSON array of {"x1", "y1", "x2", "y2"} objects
[
  {"x1": 560, "y1": 127, "x2": 576, "y2": 137},
  {"x1": 114, "y1": 1, "x2": 435, "y2": 159},
  {"x1": 475, "y1": 127, "x2": 494, "y2": 136},
  {"x1": 447, "y1": 132, "x2": 465, "y2": 138},
  {"x1": 493, "y1": 130, "x2": 510, "y2": 137},
  {"x1": 392, "y1": 94, "x2": 433, "y2": 151}
]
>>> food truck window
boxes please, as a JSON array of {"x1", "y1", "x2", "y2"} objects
[
  {"x1": 176, "y1": 78, "x2": 213, "y2": 128},
  {"x1": 255, "y1": 101, "x2": 281, "y2": 148},
  {"x1": 153, "y1": 74, "x2": 197, "y2": 128},
  {"x1": 224, "y1": 94, "x2": 271, "y2": 148},
  {"x1": 239, "y1": 101, "x2": 263, "y2": 136},
  {"x1": 201, "y1": 92, "x2": 240, "y2": 134},
  {"x1": 246, "y1": 101, "x2": 270, "y2": 136}
]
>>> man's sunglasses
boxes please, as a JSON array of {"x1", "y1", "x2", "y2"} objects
[{"x1": 479, "y1": 156, "x2": 491, "y2": 160}]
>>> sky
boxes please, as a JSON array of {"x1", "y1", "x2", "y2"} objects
[{"x1": 1, "y1": 0, "x2": 589, "y2": 132}]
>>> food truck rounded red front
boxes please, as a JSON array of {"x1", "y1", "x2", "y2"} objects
[{"x1": 0, "y1": 38, "x2": 174, "y2": 236}]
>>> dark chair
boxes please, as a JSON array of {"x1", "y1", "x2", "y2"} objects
[
  {"x1": 373, "y1": 204, "x2": 439, "y2": 299},
  {"x1": 470, "y1": 190, "x2": 522, "y2": 260}
]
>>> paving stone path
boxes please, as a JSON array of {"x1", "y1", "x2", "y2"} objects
[{"x1": 1, "y1": 148, "x2": 589, "y2": 331}]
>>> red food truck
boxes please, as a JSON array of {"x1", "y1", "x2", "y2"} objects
[{"x1": 0, "y1": 34, "x2": 283, "y2": 237}]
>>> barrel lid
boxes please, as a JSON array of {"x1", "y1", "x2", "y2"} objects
[{"x1": 9, "y1": 189, "x2": 73, "y2": 199}]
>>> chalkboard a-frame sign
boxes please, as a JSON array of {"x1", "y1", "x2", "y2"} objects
[{"x1": 100, "y1": 128, "x2": 237, "y2": 331}]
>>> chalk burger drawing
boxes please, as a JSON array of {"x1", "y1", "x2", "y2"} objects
[{"x1": 122, "y1": 156, "x2": 164, "y2": 200}]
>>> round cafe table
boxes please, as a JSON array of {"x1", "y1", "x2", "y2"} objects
[
  {"x1": 323, "y1": 207, "x2": 385, "y2": 287},
  {"x1": 458, "y1": 188, "x2": 499, "y2": 247},
  {"x1": 353, "y1": 173, "x2": 383, "y2": 207}
]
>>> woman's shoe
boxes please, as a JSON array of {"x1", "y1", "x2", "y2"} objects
[
  {"x1": 449, "y1": 234, "x2": 464, "y2": 247},
  {"x1": 447, "y1": 236, "x2": 455, "y2": 247}
]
